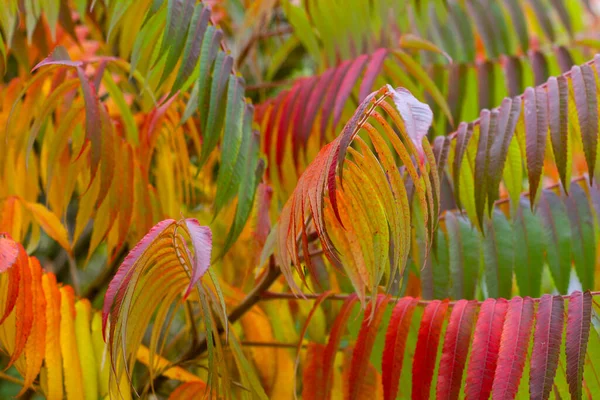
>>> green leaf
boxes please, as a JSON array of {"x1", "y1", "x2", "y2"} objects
[
  {"x1": 171, "y1": 4, "x2": 210, "y2": 93},
  {"x1": 482, "y1": 210, "x2": 513, "y2": 298},
  {"x1": 513, "y1": 198, "x2": 545, "y2": 297},
  {"x1": 199, "y1": 51, "x2": 232, "y2": 166},
  {"x1": 214, "y1": 77, "x2": 245, "y2": 217},
  {"x1": 538, "y1": 190, "x2": 572, "y2": 294},
  {"x1": 446, "y1": 212, "x2": 480, "y2": 300},
  {"x1": 566, "y1": 183, "x2": 596, "y2": 291}
]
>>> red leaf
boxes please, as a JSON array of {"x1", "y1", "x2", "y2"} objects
[
  {"x1": 8, "y1": 244, "x2": 34, "y2": 367},
  {"x1": 302, "y1": 343, "x2": 327, "y2": 399},
  {"x1": 291, "y1": 77, "x2": 318, "y2": 165},
  {"x1": 530, "y1": 294, "x2": 564, "y2": 400},
  {"x1": 566, "y1": 291, "x2": 592, "y2": 399},
  {"x1": 320, "y1": 60, "x2": 353, "y2": 138},
  {"x1": 359, "y1": 48, "x2": 388, "y2": 101},
  {"x1": 436, "y1": 300, "x2": 478, "y2": 400},
  {"x1": 294, "y1": 291, "x2": 333, "y2": 393},
  {"x1": 412, "y1": 299, "x2": 449, "y2": 400},
  {"x1": 491, "y1": 296, "x2": 535, "y2": 399},
  {"x1": 275, "y1": 83, "x2": 302, "y2": 168},
  {"x1": 382, "y1": 296, "x2": 419, "y2": 400},
  {"x1": 301, "y1": 68, "x2": 336, "y2": 145},
  {"x1": 332, "y1": 54, "x2": 369, "y2": 129},
  {"x1": 348, "y1": 295, "x2": 391, "y2": 399},
  {"x1": 322, "y1": 294, "x2": 359, "y2": 399},
  {"x1": 465, "y1": 298, "x2": 508, "y2": 400}
]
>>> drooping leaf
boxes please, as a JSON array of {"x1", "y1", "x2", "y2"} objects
[
  {"x1": 513, "y1": 198, "x2": 545, "y2": 297},
  {"x1": 482, "y1": 210, "x2": 514, "y2": 299},
  {"x1": 465, "y1": 298, "x2": 509, "y2": 400},
  {"x1": 566, "y1": 183, "x2": 596, "y2": 291},
  {"x1": 412, "y1": 299, "x2": 449, "y2": 400},
  {"x1": 571, "y1": 64, "x2": 598, "y2": 183},
  {"x1": 530, "y1": 294, "x2": 564, "y2": 400},
  {"x1": 566, "y1": 291, "x2": 592, "y2": 399},
  {"x1": 382, "y1": 297, "x2": 419, "y2": 400},
  {"x1": 524, "y1": 86, "x2": 548, "y2": 201},
  {"x1": 348, "y1": 295, "x2": 390, "y2": 399},
  {"x1": 491, "y1": 296, "x2": 535, "y2": 399},
  {"x1": 547, "y1": 76, "x2": 570, "y2": 191},
  {"x1": 538, "y1": 190, "x2": 572, "y2": 294},
  {"x1": 436, "y1": 299, "x2": 477, "y2": 400}
]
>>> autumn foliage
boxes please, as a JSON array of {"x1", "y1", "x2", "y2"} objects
[{"x1": 2, "y1": 0, "x2": 600, "y2": 399}]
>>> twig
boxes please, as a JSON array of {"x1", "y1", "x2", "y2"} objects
[
  {"x1": 67, "y1": 253, "x2": 80, "y2": 296},
  {"x1": 0, "y1": 371, "x2": 26, "y2": 386},
  {"x1": 260, "y1": 290, "x2": 600, "y2": 306},
  {"x1": 241, "y1": 341, "x2": 301, "y2": 349},
  {"x1": 246, "y1": 79, "x2": 295, "y2": 91},
  {"x1": 82, "y1": 245, "x2": 128, "y2": 301}
]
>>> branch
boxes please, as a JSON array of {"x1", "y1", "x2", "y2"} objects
[{"x1": 260, "y1": 290, "x2": 600, "y2": 306}]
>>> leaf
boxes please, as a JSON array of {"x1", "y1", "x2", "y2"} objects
[
  {"x1": 474, "y1": 109, "x2": 496, "y2": 228},
  {"x1": 524, "y1": 86, "x2": 548, "y2": 201},
  {"x1": 547, "y1": 76, "x2": 569, "y2": 191},
  {"x1": 538, "y1": 190, "x2": 571, "y2": 294},
  {"x1": 59, "y1": 286, "x2": 85, "y2": 400},
  {"x1": 382, "y1": 297, "x2": 418, "y2": 400},
  {"x1": 322, "y1": 295, "x2": 359, "y2": 398},
  {"x1": 491, "y1": 296, "x2": 535, "y2": 399},
  {"x1": 482, "y1": 210, "x2": 514, "y2": 299},
  {"x1": 487, "y1": 96, "x2": 521, "y2": 210},
  {"x1": 566, "y1": 183, "x2": 596, "y2": 291},
  {"x1": 0, "y1": 236, "x2": 18, "y2": 272},
  {"x1": 452, "y1": 123, "x2": 473, "y2": 210},
  {"x1": 199, "y1": 52, "x2": 233, "y2": 166},
  {"x1": 412, "y1": 299, "x2": 449, "y2": 400},
  {"x1": 571, "y1": 64, "x2": 598, "y2": 183},
  {"x1": 74, "y1": 300, "x2": 99, "y2": 400},
  {"x1": 333, "y1": 54, "x2": 369, "y2": 129},
  {"x1": 530, "y1": 294, "x2": 564, "y2": 400},
  {"x1": 7, "y1": 244, "x2": 33, "y2": 367},
  {"x1": 42, "y1": 273, "x2": 63, "y2": 400},
  {"x1": 392, "y1": 51, "x2": 453, "y2": 126},
  {"x1": 171, "y1": 4, "x2": 210, "y2": 92},
  {"x1": 157, "y1": 0, "x2": 195, "y2": 87},
  {"x1": 388, "y1": 85, "x2": 433, "y2": 162},
  {"x1": 19, "y1": 257, "x2": 45, "y2": 395},
  {"x1": 436, "y1": 299, "x2": 477, "y2": 400},
  {"x1": 513, "y1": 198, "x2": 545, "y2": 297},
  {"x1": 359, "y1": 49, "x2": 388, "y2": 101},
  {"x1": 566, "y1": 291, "x2": 592, "y2": 399},
  {"x1": 181, "y1": 220, "x2": 212, "y2": 298},
  {"x1": 302, "y1": 343, "x2": 327, "y2": 399},
  {"x1": 348, "y1": 295, "x2": 390, "y2": 399},
  {"x1": 465, "y1": 298, "x2": 508, "y2": 400},
  {"x1": 445, "y1": 212, "x2": 480, "y2": 300}
]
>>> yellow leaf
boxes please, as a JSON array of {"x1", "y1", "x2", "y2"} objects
[
  {"x1": 60, "y1": 287, "x2": 85, "y2": 400},
  {"x1": 75, "y1": 299, "x2": 99, "y2": 400},
  {"x1": 21, "y1": 200, "x2": 72, "y2": 254}
]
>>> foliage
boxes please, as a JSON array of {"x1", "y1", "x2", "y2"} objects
[{"x1": 1, "y1": 0, "x2": 600, "y2": 399}]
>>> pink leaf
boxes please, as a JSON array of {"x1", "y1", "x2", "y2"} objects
[{"x1": 182, "y1": 219, "x2": 212, "y2": 298}]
